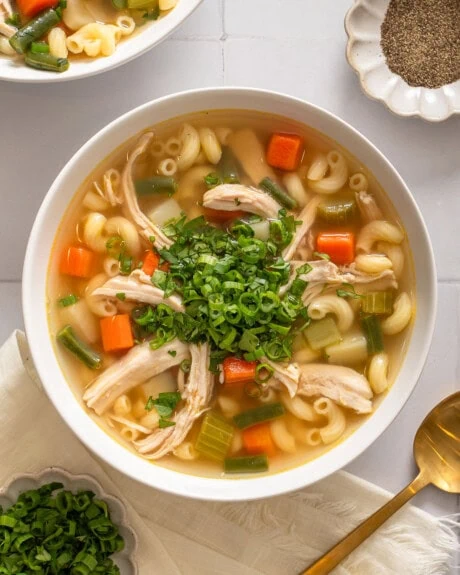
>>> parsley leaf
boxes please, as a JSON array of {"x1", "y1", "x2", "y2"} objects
[
  {"x1": 313, "y1": 251, "x2": 331, "y2": 261},
  {"x1": 336, "y1": 283, "x2": 362, "y2": 299}
]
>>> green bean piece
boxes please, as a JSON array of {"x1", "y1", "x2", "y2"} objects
[
  {"x1": 112, "y1": 0, "x2": 127, "y2": 8},
  {"x1": 218, "y1": 147, "x2": 240, "y2": 184},
  {"x1": 317, "y1": 194, "x2": 357, "y2": 225},
  {"x1": 135, "y1": 176, "x2": 178, "y2": 196},
  {"x1": 25, "y1": 51, "x2": 69, "y2": 73},
  {"x1": 30, "y1": 41, "x2": 49, "y2": 54},
  {"x1": 224, "y1": 454, "x2": 269, "y2": 473},
  {"x1": 259, "y1": 177, "x2": 297, "y2": 210},
  {"x1": 361, "y1": 314, "x2": 384, "y2": 354},
  {"x1": 57, "y1": 325, "x2": 102, "y2": 370},
  {"x1": 127, "y1": 0, "x2": 157, "y2": 8},
  {"x1": 10, "y1": 8, "x2": 61, "y2": 55},
  {"x1": 233, "y1": 402, "x2": 285, "y2": 429},
  {"x1": 361, "y1": 291, "x2": 393, "y2": 315}
]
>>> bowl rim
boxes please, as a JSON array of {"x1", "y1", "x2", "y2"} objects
[
  {"x1": 22, "y1": 87, "x2": 437, "y2": 501},
  {"x1": 344, "y1": 0, "x2": 460, "y2": 122},
  {"x1": 0, "y1": 0, "x2": 203, "y2": 84}
]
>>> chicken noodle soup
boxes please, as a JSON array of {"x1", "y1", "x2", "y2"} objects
[
  {"x1": 48, "y1": 110, "x2": 415, "y2": 478},
  {"x1": 0, "y1": 0, "x2": 177, "y2": 73}
]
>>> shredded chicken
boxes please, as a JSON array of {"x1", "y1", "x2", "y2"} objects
[
  {"x1": 283, "y1": 196, "x2": 322, "y2": 261},
  {"x1": 202, "y1": 184, "x2": 282, "y2": 219},
  {"x1": 135, "y1": 343, "x2": 214, "y2": 459},
  {"x1": 298, "y1": 364, "x2": 373, "y2": 414},
  {"x1": 280, "y1": 260, "x2": 397, "y2": 304},
  {"x1": 92, "y1": 269, "x2": 184, "y2": 312},
  {"x1": 264, "y1": 358, "x2": 300, "y2": 397},
  {"x1": 83, "y1": 340, "x2": 190, "y2": 415},
  {"x1": 355, "y1": 191, "x2": 383, "y2": 223},
  {"x1": 122, "y1": 133, "x2": 173, "y2": 250},
  {"x1": 0, "y1": 0, "x2": 16, "y2": 37}
]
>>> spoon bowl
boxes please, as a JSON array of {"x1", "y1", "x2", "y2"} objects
[
  {"x1": 414, "y1": 392, "x2": 460, "y2": 493},
  {"x1": 303, "y1": 391, "x2": 460, "y2": 575}
]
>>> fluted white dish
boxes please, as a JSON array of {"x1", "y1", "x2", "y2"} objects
[
  {"x1": 345, "y1": 0, "x2": 460, "y2": 121},
  {"x1": 0, "y1": 0, "x2": 202, "y2": 83},
  {"x1": 0, "y1": 467, "x2": 138, "y2": 574}
]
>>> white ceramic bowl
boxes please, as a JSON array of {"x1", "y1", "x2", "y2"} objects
[
  {"x1": 345, "y1": 0, "x2": 460, "y2": 121},
  {"x1": 0, "y1": 0, "x2": 202, "y2": 83},
  {"x1": 23, "y1": 88, "x2": 437, "y2": 501},
  {"x1": 0, "y1": 467, "x2": 138, "y2": 573}
]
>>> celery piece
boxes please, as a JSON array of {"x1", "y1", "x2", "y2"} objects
[
  {"x1": 303, "y1": 317, "x2": 342, "y2": 351},
  {"x1": 361, "y1": 291, "x2": 393, "y2": 315},
  {"x1": 195, "y1": 412, "x2": 234, "y2": 461},
  {"x1": 317, "y1": 194, "x2": 357, "y2": 225}
]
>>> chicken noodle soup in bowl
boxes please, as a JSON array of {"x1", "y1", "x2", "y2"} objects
[
  {"x1": 23, "y1": 89, "x2": 436, "y2": 500},
  {"x1": 0, "y1": 0, "x2": 202, "y2": 81}
]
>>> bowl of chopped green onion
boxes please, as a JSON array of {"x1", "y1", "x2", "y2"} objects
[{"x1": 0, "y1": 468, "x2": 137, "y2": 574}]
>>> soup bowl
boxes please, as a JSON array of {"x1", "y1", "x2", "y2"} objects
[
  {"x1": 23, "y1": 88, "x2": 436, "y2": 501},
  {"x1": 0, "y1": 0, "x2": 202, "y2": 83}
]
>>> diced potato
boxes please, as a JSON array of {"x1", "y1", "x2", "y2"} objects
[{"x1": 147, "y1": 198, "x2": 182, "y2": 227}]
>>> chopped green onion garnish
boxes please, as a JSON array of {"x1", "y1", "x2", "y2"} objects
[{"x1": 58, "y1": 294, "x2": 79, "y2": 307}]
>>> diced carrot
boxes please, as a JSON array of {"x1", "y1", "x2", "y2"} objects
[
  {"x1": 16, "y1": 0, "x2": 58, "y2": 18},
  {"x1": 243, "y1": 423, "x2": 276, "y2": 457},
  {"x1": 223, "y1": 357, "x2": 257, "y2": 385},
  {"x1": 60, "y1": 246, "x2": 95, "y2": 278},
  {"x1": 266, "y1": 133, "x2": 304, "y2": 171},
  {"x1": 100, "y1": 314, "x2": 134, "y2": 353},
  {"x1": 316, "y1": 232, "x2": 355, "y2": 265},
  {"x1": 203, "y1": 208, "x2": 246, "y2": 222},
  {"x1": 142, "y1": 251, "x2": 160, "y2": 276},
  {"x1": 142, "y1": 250, "x2": 170, "y2": 275}
]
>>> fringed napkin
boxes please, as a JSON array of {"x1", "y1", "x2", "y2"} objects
[{"x1": 1, "y1": 331, "x2": 457, "y2": 574}]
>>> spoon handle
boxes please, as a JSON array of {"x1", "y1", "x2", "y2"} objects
[{"x1": 301, "y1": 472, "x2": 429, "y2": 575}]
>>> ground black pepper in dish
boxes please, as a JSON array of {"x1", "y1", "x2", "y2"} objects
[{"x1": 381, "y1": 0, "x2": 460, "y2": 89}]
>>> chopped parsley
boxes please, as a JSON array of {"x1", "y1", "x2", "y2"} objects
[{"x1": 145, "y1": 392, "x2": 182, "y2": 427}]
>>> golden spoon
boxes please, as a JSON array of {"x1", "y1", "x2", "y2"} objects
[{"x1": 302, "y1": 391, "x2": 460, "y2": 575}]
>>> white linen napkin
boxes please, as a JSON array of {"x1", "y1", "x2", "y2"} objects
[{"x1": 1, "y1": 330, "x2": 458, "y2": 575}]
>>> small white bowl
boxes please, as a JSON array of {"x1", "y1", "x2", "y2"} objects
[
  {"x1": 23, "y1": 87, "x2": 436, "y2": 501},
  {"x1": 0, "y1": 467, "x2": 138, "y2": 574},
  {"x1": 0, "y1": 0, "x2": 202, "y2": 83},
  {"x1": 345, "y1": 0, "x2": 460, "y2": 121}
]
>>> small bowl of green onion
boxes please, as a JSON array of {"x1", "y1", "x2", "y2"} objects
[{"x1": 0, "y1": 467, "x2": 138, "y2": 574}]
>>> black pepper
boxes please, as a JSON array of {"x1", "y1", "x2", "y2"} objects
[{"x1": 381, "y1": 0, "x2": 460, "y2": 89}]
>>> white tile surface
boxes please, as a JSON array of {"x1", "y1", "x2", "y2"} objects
[{"x1": 0, "y1": 0, "x2": 458, "y2": 546}]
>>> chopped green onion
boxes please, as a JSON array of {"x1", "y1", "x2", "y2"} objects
[
  {"x1": 195, "y1": 411, "x2": 234, "y2": 461},
  {"x1": 57, "y1": 325, "x2": 102, "y2": 370},
  {"x1": 303, "y1": 317, "x2": 342, "y2": 351},
  {"x1": 361, "y1": 314, "x2": 384, "y2": 354},
  {"x1": 336, "y1": 283, "x2": 362, "y2": 300},
  {"x1": 361, "y1": 291, "x2": 393, "y2": 315},
  {"x1": 255, "y1": 363, "x2": 274, "y2": 383},
  {"x1": 58, "y1": 294, "x2": 79, "y2": 307},
  {"x1": 313, "y1": 251, "x2": 331, "y2": 261},
  {"x1": 259, "y1": 177, "x2": 297, "y2": 210},
  {"x1": 233, "y1": 403, "x2": 285, "y2": 429},
  {"x1": 224, "y1": 455, "x2": 269, "y2": 474},
  {"x1": 204, "y1": 172, "x2": 222, "y2": 189}
]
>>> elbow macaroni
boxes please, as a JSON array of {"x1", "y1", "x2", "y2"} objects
[
  {"x1": 357, "y1": 220, "x2": 404, "y2": 253},
  {"x1": 67, "y1": 23, "x2": 122, "y2": 58},
  {"x1": 308, "y1": 294, "x2": 355, "y2": 332},
  {"x1": 307, "y1": 153, "x2": 328, "y2": 181},
  {"x1": 349, "y1": 172, "x2": 368, "y2": 192},
  {"x1": 270, "y1": 419, "x2": 297, "y2": 453},
  {"x1": 308, "y1": 151, "x2": 348, "y2": 194},
  {"x1": 85, "y1": 273, "x2": 118, "y2": 317},
  {"x1": 199, "y1": 127, "x2": 222, "y2": 165},
  {"x1": 158, "y1": 158, "x2": 178, "y2": 176},
  {"x1": 381, "y1": 292, "x2": 412, "y2": 335},
  {"x1": 280, "y1": 392, "x2": 318, "y2": 422},
  {"x1": 177, "y1": 124, "x2": 201, "y2": 171},
  {"x1": 49, "y1": 27, "x2": 68, "y2": 58},
  {"x1": 368, "y1": 352, "x2": 390, "y2": 394},
  {"x1": 354, "y1": 254, "x2": 393, "y2": 274},
  {"x1": 314, "y1": 398, "x2": 346, "y2": 445},
  {"x1": 377, "y1": 242, "x2": 405, "y2": 278},
  {"x1": 282, "y1": 172, "x2": 308, "y2": 208}
]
